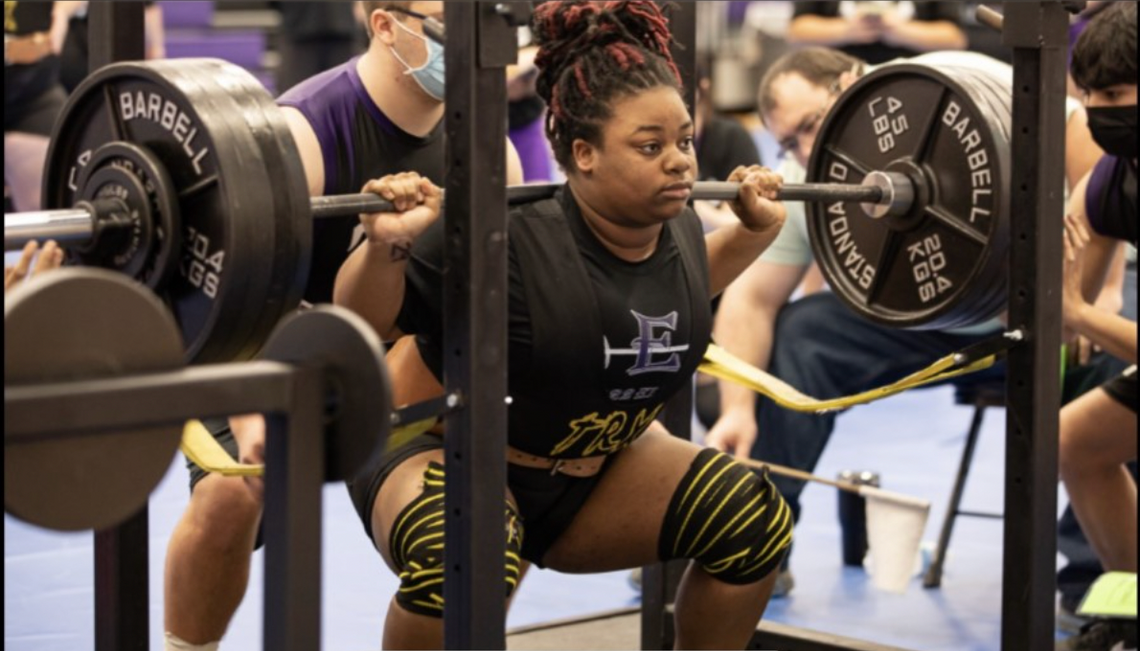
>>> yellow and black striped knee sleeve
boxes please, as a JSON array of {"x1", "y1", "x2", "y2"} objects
[
  {"x1": 659, "y1": 449, "x2": 793, "y2": 585},
  {"x1": 389, "y1": 462, "x2": 524, "y2": 618}
]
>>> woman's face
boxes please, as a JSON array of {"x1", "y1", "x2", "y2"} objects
[{"x1": 572, "y1": 85, "x2": 698, "y2": 226}]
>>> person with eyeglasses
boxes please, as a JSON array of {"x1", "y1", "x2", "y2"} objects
[
  {"x1": 703, "y1": 45, "x2": 1112, "y2": 599},
  {"x1": 161, "y1": 4, "x2": 523, "y2": 649}
]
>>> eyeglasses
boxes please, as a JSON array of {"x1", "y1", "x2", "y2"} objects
[
  {"x1": 776, "y1": 78, "x2": 842, "y2": 161},
  {"x1": 388, "y1": 6, "x2": 446, "y2": 44}
]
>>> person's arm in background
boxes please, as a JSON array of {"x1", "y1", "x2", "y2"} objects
[
  {"x1": 879, "y1": 2, "x2": 968, "y2": 52},
  {"x1": 49, "y1": 1, "x2": 85, "y2": 54},
  {"x1": 797, "y1": 262, "x2": 827, "y2": 296},
  {"x1": 144, "y1": 2, "x2": 165, "y2": 60},
  {"x1": 786, "y1": 2, "x2": 882, "y2": 47},
  {"x1": 694, "y1": 116, "x2": 763, "y2": 232},
  {"x1": 705, "y1": 260, "x2": 807, "y2": 458},
  {"x1": 1064, "y1": 106, "x2": 1104, "y2": 190},
  {"x1": 506, "y1": 137, "x2": 524, "y2": 186},
  {"x1": 1069, "y1": 240, "x2": 1125, "y2": 365},
  {"x1": 1062, "y1": 175, "x2": 1137, "y2": 363},
  {"x1": 282, "y1": 107, "x2": 327, "y2": 197}
]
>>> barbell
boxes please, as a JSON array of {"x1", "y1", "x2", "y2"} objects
[
  {"x1": 5, "y1": 176, "x2": 904, "y2": 252},
  {"x1": 3, "y1": 57, "x2": 1012, "y2": 363}
]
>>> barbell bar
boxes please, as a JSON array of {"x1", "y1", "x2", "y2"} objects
[
  {"x1": 4, "y1": 57, "x2": 1011, "y2": 362},
  {"x1": 6, "y1": 178, "x2": 902, "y2": 253}
]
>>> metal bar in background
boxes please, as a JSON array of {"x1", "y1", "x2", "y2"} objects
[
  {"x1": 94, "y1": 508, "x2": 149, "y2": 651},
  {"x1": 88, "y1": 5, "x2": 147, "y2": 648},
  {"x1": 999, "y1": 2, "x2": 1069, "y2": 649},
  {"x1": 262, "y1": 369, "x2": 327, "y2": 651},
  {"x1": 4, "y1": 362, "x2": 298, "y2": 439},
  {"x1": 642, "y1": 3, "x2": 698, "y2": 650},
  {"x1": 442, "y1": 2, "x2": 512, "y2": 648},
  {"x1": 88, "y1": 2, "x2": 145, "y2": 70}
]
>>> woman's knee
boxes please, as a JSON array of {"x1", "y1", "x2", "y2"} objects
[
  {"x1": 382, "y1": 458, "x2": 523, "y2": 618},
  {"x1": 660, "y1": 449, "x2": 793, "y2": 585}
]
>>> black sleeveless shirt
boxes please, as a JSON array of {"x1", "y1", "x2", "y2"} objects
[
  {"x1": 277, "y1": 57, "x2": 445, "y2": 303},
  {"x1": 1086, "y1": 155, "x2": 1138, "y2": 246},
  {"x1": 397, "y1": 187, "x2": 713, "y2": 458}
]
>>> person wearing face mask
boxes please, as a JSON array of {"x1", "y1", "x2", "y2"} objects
[
  {"x1": 1057, "y1": 4, "x2": 1138, "y2": 650},
  {"x1": 161, "y1": 4, "x2": 522, "y2": 650}
]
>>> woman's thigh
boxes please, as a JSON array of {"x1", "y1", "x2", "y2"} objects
[
  {"x1": 371, "y1": 448, "x2": 446, "y2": 572},
  {"x1": 542, "y1": 425, "x2": 703, "y2": 573},
  {"x1": 370, "y1": 448, "x2": 520, "y2": 572}
]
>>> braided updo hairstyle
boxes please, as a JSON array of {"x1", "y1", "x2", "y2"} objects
[{"x1": 532, "y1": 1, "x2": 683, "y2": 172}]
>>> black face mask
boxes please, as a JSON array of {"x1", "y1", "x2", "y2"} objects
[{"x1": 1086, "y1": 105, "x2": 1138, "y2": 160}]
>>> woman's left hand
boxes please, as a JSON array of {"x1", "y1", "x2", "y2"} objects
[{"x1": 728, "y1": 165, "x2": 786, "y2": 236}]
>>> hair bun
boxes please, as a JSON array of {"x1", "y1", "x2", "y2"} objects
[
  {"x1": 532, "y1": 1, "x2": 601, "y2": 47},
  {"x1": 532, "y1": 1, "x2": 675, "y2": 76}
]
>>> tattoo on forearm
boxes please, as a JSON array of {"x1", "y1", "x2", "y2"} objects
[{"x1": 390, "y1": 241, "x2": 412, "y2": 262}]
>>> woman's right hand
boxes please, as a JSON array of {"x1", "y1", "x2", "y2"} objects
[{"x1": 359, "y1": 172, "x2": 442, "y2": 251}]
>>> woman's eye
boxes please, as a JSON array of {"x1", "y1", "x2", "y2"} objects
[
  {"x1": 680, "y1": 137, "x2": 695, "y2": 151},
  {"x1": 639, "y1": 143, "x2": 661, "y2": 155}
]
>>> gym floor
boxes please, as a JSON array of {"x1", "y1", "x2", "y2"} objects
[{"x1": 5, "y1": 383, "x2": 1075, "y2": 650}]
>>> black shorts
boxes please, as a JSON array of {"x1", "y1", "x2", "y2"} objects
[
  {"x1": 1103, "y1": 366, "x2": 1138, "y2": 413},
  {"x1": 185, "y1": 417, "x2": 265, "y2": 550},
  {"x1": 347, "y1": 434, "x2": 615, "y2": 566},
  {"x1": 5, "y1": 58, "x2": 66, "y2": 136}
]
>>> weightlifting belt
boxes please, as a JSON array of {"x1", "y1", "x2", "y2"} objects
[
  {"x1": 506, "y1": 446, "x2": 606, "y2": 478},
  {"x1": 5, "y1": 32, "x2": 52, "y2": 66}
]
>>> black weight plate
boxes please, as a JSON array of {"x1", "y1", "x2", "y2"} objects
[
  {"x1": 4, "y1": 269, "x2": 184, "y2": 531},
  {"x1": 72, "y1": 141, "x2": 182, "y2": 290},
  {"x1": 945, "y1": 66, "x2": 1015, "y2": 327},
  {"x1": 259, "y1": 306, "x2": 391, "y2": 482},
  {"x1": 806, "y1": 63, "x2": 1011, "y2": 330},
  {"x1": 43, "y1": 59, "x2": 302, "y2": 363},
  {"x1": 175, "y1": 60, "x2": 311, "y2": 359},
  {"x1": 147, "y1": 60, "x2": 278, "y2": 363},
  {"x1": 75, "y1": 163, "x2": 156, "y2": 279}
]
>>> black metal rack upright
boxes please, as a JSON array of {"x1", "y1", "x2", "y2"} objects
[
  {"x1": 441, "y1": 2, "x2": 515, "y2": 648},
  {"x1": 999, "y1": 2, "x2": 1070, "y2": 648},
  {"x1": 87, "y1": 6, "x2": 150, "y2": 651}
]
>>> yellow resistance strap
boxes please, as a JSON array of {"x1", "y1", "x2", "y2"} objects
[
  {"x1": 181, "y1": 416, "x2": 439, "y2": 478},
  {"x1": 698, "y1": 343, "x2": 997, "y2": 414},
  {"x1": 184, "y1": 338, "x2": 1005, "y2": 476}
]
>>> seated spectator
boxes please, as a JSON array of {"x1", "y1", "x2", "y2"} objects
[
  {"x1": 704, "y1": 45, "x2": 1104, "y2": 598},
  {"x1": 1057, "y1": 4, "x2": 1138, "y2": 649},
  {"x1": 787, "y1": 1, "x2": 967, "y2": 65}
]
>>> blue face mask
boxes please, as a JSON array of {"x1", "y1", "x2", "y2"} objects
[{"x1": 390, "y1": 19, "x2": 445, "y2": 102}]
